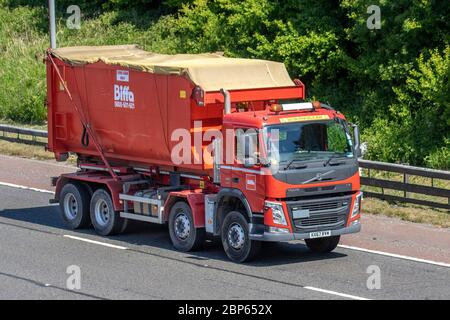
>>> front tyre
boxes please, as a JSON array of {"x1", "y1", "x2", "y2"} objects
[
  {"x1": 305, "y1": 235, "x2": 340, "y2": 253},
  {"x1": 90, "y1": 189, "x2": 128, "y2": 236},
  {"x1": 221, "y1": 211, "x2": 261, "y2": 263},
  {"x1": 59, "y1": 183, "x2": 91, "y2": 229},
  {"x1": 168, "y1": 201, "x2": 205, "y2": 252}
]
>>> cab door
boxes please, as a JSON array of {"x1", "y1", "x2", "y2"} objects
[
  {"x1": 219, "y1": 124, "x2": 233, "y2": 187},
  {"x1": 232, "y1": 128, "x2": 265, "y2": 212}
]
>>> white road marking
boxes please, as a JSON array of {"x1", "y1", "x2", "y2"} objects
[
  {"x1": 63, "y1": 235, "x2": 128, "y2": 250},
  {"x1": 0, "y1": 154, "x2": 75, "y2": 169},
  {"x1": 303, "y1": 286, "x2": 370, "y2": 300},
  {"x1": 62, "y1": 234, "x2": 368, "y2": 300},
  {"x1": 338, "y1": 244, "x2": 450, "y2": 268},
  {"x1": 0, "y1": 181, "x2": 55, "y2": 194}
]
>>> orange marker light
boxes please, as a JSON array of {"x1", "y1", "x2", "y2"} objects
[
  {"x1": 312, "y1": 101, "x2": 321, "y2": 109},
  {"x1": 269, "y1": 104, "x2": 283, "y2": 112}
]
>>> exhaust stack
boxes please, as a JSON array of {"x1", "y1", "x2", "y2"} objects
[{"x1": 220, "y1": 89, "x2": 231, "y2": 114}]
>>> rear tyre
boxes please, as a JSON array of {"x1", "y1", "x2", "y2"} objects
[
  {"x1": 221, "y1": 211, "x2": 261, "y2": 263},
  {"x1": 59, "y1": 183, "x2": 91, "y2": 229},
  {"x1": 90, "y1": 189, "x2": 128, "y2": 236},
  {"x1": 169, "y1": 201, "x2": 205, "y2": 252},
  {"x1": 305, "y1": 235, "x2": 340, "y2": 253}
]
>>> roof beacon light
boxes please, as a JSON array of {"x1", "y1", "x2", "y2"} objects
[
  {"x1": 312, "y1": 101, "x2": 322, "y2": 109},
  {"x1": 269, "y1": 103, "x2": 283, "y2": 113}
]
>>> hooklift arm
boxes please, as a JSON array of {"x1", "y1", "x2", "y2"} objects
[{"x1": 46, "y1": 50, "x2": 119, "y2": 181}]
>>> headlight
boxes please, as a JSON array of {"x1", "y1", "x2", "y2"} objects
[
  {"x1": 265, "y1": 201, "x2": 287, "y2": 226},
  {"x1": 351, "y1": 192, "x2": 363, "y2": 218}
]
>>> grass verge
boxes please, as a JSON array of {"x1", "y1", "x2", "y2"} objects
[
  {"x1": 0, "y1": 139, "x2": 53, "y2": 160},
  {"x1": 0, "y1": 139, "x2": 76, "y2": 164},
  {"x1": 362, "y1": 198, "x2": 449, "y2": 228}
]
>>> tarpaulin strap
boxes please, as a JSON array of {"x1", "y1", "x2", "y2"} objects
[{"x1": 47, "y1": 50, "x2": 119, "y2": 181}]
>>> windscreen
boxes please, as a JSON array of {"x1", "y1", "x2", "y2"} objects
[{"x1": 264, "y1": 120, "x2": 354, "y2": 166}]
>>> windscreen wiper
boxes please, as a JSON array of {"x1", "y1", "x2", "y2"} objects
[
  {"x1": 323, "y1": 155, "x2": 345, "y2": 167},
  {"x1": 284, "y1": 159, "x2": 308, "y2": 170}
]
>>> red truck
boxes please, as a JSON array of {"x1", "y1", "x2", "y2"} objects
[{"x1": 46, "y1": 45, "x2": 362, "y2": 262}]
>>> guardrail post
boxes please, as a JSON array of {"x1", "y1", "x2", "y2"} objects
[{"x1": 404, "y1": 173, "x2": 409, "y2": 199}]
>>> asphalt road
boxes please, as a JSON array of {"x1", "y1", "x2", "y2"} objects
[{"x1": 0, "y1": 184, "x2": 449, "y2": 300}]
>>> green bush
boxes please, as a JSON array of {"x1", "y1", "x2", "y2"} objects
[
  {"x1": 425, "y1": 138, "x2": 450, "y2": 170},
  {"x1": 0, "y1": 4, "x2": 48, "y2": 123}
]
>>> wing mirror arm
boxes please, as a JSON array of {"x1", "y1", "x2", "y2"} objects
[{"x1": 350, "y1": 123, "x2": 362, "y2": 158}]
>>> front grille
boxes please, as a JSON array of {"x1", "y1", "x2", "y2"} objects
[
  {"x1": 298, "y1": 216, "x2": 340, "y2": 227},
  {"x1": 287, "y1": 196, "x2": 351, "y2": 232},
  {"x1": 294, "y1": 201, "x2": 341, "y2": 212}
]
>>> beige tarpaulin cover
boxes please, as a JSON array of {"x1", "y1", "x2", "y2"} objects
[{"x1": 51, "y1": 45, "x2": 294, "y2": 91}]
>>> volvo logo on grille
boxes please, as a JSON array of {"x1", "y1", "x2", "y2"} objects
[{"x1": 302, "y1": 170, "x2": 335, "y2": 184}]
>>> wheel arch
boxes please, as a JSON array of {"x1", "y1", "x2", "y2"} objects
[
  {"x1": 214, "y1": 188, "x2": 252, "y2": 235},
  {"x1": 164, "y1": 191, "x2": 206, "y2": 228}
]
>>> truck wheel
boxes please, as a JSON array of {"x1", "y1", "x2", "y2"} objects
[
  {"x1": 168, "y1": 201, "x2": 205, "y2": 252},
  {"x1": 59, "y1": 183, "x2": 91, "y2": 229},
  {"x1": 90, "y1": 189, "x2": 128, "y2": 236},
  {"x1": 221, "y1": 211, "x2": 261, "y2": 263},
  {"x1": 305, "y1": 235, "x2": 340, "y2": 253}
]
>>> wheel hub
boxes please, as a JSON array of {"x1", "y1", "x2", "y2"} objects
[
  {"x1": 63, "y1": 193, "x2": 78, "y2": 220},
  {"x1": 227, "y1": 223, "x2": 245, "y2": 250},
  {"x1": 95, "y1": 199, "x2": 110, "y2": 227},
  {"x1": 174, "y1": 214, "x2": 190, "y2": 240}
]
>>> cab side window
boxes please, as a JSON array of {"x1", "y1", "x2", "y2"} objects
[{"x1": 235, "y1": 128, "x2": 259, "y2": 165}]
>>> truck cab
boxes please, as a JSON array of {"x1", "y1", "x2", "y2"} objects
[{"x1": 214, "y1": 100, "x2": 362, "y2": 261}]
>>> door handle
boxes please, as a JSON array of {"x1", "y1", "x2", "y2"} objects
[{"x1": 232, "y1": 177, "x2": 240, "y2": 183}]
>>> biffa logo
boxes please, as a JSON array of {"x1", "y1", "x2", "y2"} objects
[{"x1": 114, "y1": 85, "x2": 135, "y2": 109}]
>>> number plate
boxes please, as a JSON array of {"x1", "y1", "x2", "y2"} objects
[
  {"x1": 309, "y1": 230, "x2": 331, "y2": 239},
  {"x1": 292, "y1": 209, "x2": 310, "y2": 219}
]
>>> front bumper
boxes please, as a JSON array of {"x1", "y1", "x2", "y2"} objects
[{"x1": 249, "y1": 221, "x2": 361, "y2": 242}]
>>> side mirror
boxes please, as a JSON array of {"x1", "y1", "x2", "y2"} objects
[
  {"x1": 242, "y1": 133, "x2": 259, "y2": 167},
  {"x1": 243, "y1": 158, "x2": 256, "y2": 168},
  {"x1": 352, "y1": 124, "x2": 362, "y2": 158},
  {"x1": 360, "y1": 142, "x2": 368, "y2": 157}
]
